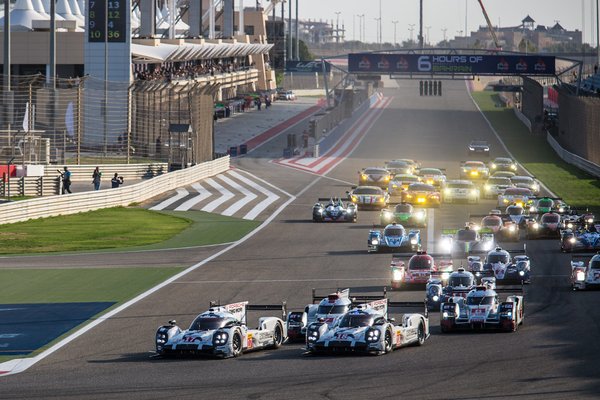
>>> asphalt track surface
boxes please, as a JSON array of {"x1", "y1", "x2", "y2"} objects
[{"x1": 2, "y1": 80, "x2": 599, "y2": 399}]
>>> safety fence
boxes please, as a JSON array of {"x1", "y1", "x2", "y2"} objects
[
  {"x1": 0, "y1": 156, "x2": 230, "y2": 225},
  {"x1": 547, "y1": 133, "x2": 600, "y2": 178}
]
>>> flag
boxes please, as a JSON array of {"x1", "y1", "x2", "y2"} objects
[
  {"x1": 22, "y1": 102, "x2": 29, "y2": 132},
  {"x1": 65, "y1": 102, "x2": 75, "y2": 137}
]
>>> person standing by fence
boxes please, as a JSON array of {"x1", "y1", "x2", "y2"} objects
[
  {"x1": 92, "y1": 167, "x2": 102, "y2": 191},
  {"x1": 111, "y1": 173, "x2": 124, "y2": 188},
  {"x1": 58, "y1": 166, "x2": 72, "y2": 194}
]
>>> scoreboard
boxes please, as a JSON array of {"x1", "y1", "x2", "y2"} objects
[{"x1": 88, "y1": 0, "x2": 127, "y2": 43}]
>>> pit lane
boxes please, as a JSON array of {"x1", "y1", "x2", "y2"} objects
[{"x1": 0, "y1": 79, "x2": 598, "y2": 399}]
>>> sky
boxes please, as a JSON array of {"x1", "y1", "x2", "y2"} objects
[{"x1": 255, "y1": 0, "x2": 598, "y2": 45}]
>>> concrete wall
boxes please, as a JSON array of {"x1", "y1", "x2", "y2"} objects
[{"x1": 521, "y1": 77, "x2": 544, "y2": 132}]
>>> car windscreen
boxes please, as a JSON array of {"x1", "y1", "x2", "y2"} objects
[
  {"x1": 317, "y1": 305, "x2": 348, "y2": 315},
  {"x1": 503, "y1": 188, "x2": 532, "y2": 196},
  {"x1": 409, "y1": 184, "x2": 435, "y2": 192},
  {"x1": 449, "y1": 275, "x2": 474, "y2": 287},
  {"x1": 511, "y1": 177, "x2": 532, "y2": 184},
  {"x1": 538, "y1": 199, "x2": 554, "y2": 208},
  {"x1": 395, "y1": 204, "x2": 413, "y2": 213},
  {"x1": 385, "y1": 228, "x2": 405, "y2": 236},
  {"x1": 482, "y1": 217, "x2": 502, "y2": 227},
  {"x1": 471, "y1": 141, "x2": 488, "y2": 146},
  {"x1": 494, "y1": 158, "x2": 512, "y2": 164},
  {"x1": 457, "y1": 230, "x2": 477, "y2": 241},
  {"x1": 364, "y1": 168, "x2": 386, "y2": 174},
  {"x1": 190, "y1": 316, "x2": 227, "y2": 331},
  {"x1": 591, "y1": 261, "x2": 600, "y2": 269},
  {"x1": 466, "y1": 296, "x2": 494, "y2": 305},
  {"x1": 541, "y1": 214, "x2": 560, "y2": 223},
  {"x1": 448, "y1": 182, "x2": 473, "y2": 189},
  {"x1": 387, "y1": 161, "x2": 408, "y2": 168},
  {"x1": 338, "y1": 313, "x2": 373, "y2": 328},
  {"x1": 465, "y1": 162, "x2": 484, "y2": 168},
  {"x1": 420, "y1": 169, "x2": 441, "y2": 175},
  {"x1": 409, "y1": 256, "x2": 433, "y2": 270},
  {"x1": 507, "y1": 206, "x2": 524, "y2": 215},
  {"x1": 353, "y1": 188, "x2": 381, "y2": 195},
  {"x1": 488, "y1": 254, "x2": 509, "y2": 264},
  {"x1": 488, "y1": 177, "x2": 510, "y2": 185}
]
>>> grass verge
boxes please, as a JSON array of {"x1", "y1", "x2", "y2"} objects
[
  {"x1": 0, "y1": 266, "x2": 184, "y2": 362},
  {"x1": 471, "y1": 91, "x2": 600, "y2": 213}
]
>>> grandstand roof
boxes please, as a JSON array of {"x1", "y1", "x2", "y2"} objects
[{"x1": 131, "y1": 42, "x2": 274, "y2": 63}]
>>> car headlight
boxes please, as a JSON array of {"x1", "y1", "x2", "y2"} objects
[
  {"x1": 384, "y1": 176, "x2": 391, "y2": 181},
  {"x1": 529, "y1": 206, "x2": 536, "y2": 212},
  {"x1": 503, "y1": 199, "x2": 509, "y2": 203},
  {"x1": 576, "y1": 271, "x2": 585, "y2": 281},
  {"x1": 508, "y1": 225, "x2": 516, "y2": 232},
  {"x1": 213, "y1": 331, "x2": 229, "y2": 346},
  {"x1": 444, "y1": 188, "x2": 451, "y2": 195},
  {"x1": 392, "y1": 184, "x2": 398, "y2": 188},
  {"x1": 569, "y1": 237, "x2": 576, "y2": 244},
  {"x1": 442, "y1": 311, "x2": 449, "y2": 319},
  {"x1": 468, "y1": 147, "x2": 474, "y2": 151},
  {"x1": 351, "y1": 196, "x2": 358, "y2": 202},
  {"x1": 410, "y1": 238, "x2": 418, "y2": 245},
  {"x1": 532, "y1": 184, "x2": 539, "y2": 191},
  {"x1": 383, "y1": 211, "x2": 393, "y2": 219},
  {"x1": 558, "y1": 207, "x2": 565, "y2": 213},
  {"x1": 366, "y1": 329, "x2": 380, "y2": 342},
  {"x1": 406, "y1": 168, "x2": 412, "y2": 174},
  {"x1": 519, "y1": 270, "x2": 525, "y2": 277},
  {"x1": 491, "y1": 163, "x2": 497, "y2": 169},
  {"x1": 307, "y1": 330, "x2": 320, "y2": 343},
  {"x1": 511, "y1": 164, "x2": 517, "y2": 170},
  {"x1": 361, "y1": 174, "x2": 368, "y2": 180},
  {"x1": 392, "y1": 269, "x2": 403, "y2": 281},
  {"x1": 415, "y1": 211, "x2": 425, "y2": 219},
  {"x1": 567, "y1": 223, "x2": 573, "y2": 229},
  {"x1": 484, "y1": 148, "x2": 489, "y2": 151},
  {"x1": 441, "y1": 272, "x2": 450, "y2": 280},
  {"x1": 426, "y1": 179, "x2": 434, "y2": 185},
  {"x1": 380, "y1": 197, "x2": 386, "y2": 203},
  {"x1": 587, "y1": 218, "x2": 594, "y2": 224},
  {"x1": 484, "y1": 184, "x2": 491, "y2": 191},
  {"x1": 533, "y1": 222, "x2": 539, "y2": 229},
  {"x1": 442, "y1": 238, "x2": 452, "y2": 251},
  {"x1": 470, "y1": 189, "x2": 478, "y2": 196},
  {"x1": 156, "y1": 333, "x2": 168, "y2": 344},
  {"x1": 432, "y1": 295, "x2": 439, "y2": 302},
  {"x1": 371, "y1": 239, "x2": 380, "y2": 245}
]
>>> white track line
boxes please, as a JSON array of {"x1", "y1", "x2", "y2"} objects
[
  {"x1": 149, "y1": 188, "x2": 189, "y2": 211},
  {"x1": 174, "y1": 183, "x2": 211, "y2": 211},
  {"x1": 465, "y1": 81, "x2": 557, "y2": 197},
  {"x1": 228, "y1": 170, "x2": 280, "y2": 220},
  {"x1": 219, "y1": 173, "x2": 258, "y2": 216},
  {"x1": 201, "y1": 177, "x2": 235, "y2": 212}
]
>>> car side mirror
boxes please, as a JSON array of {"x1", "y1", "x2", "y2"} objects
[
  {"x1": 168, "y1": 320, "x2": 177, "y2": 325},
  {"x1": 387, "y1": 318, "x2": 396, "y2": 323}
]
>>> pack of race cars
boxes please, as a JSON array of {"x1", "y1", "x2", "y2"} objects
[{"x1": 153, "y1": 141, "x2": 598, "y2": 359}]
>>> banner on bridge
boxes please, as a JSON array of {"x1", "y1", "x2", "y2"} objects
[
  {"x1": 286, "y1": 60, "x2": 331, "y2": 73},
  {"x1": 348, "y1": 53, "x2": 556, "y2": 76}
]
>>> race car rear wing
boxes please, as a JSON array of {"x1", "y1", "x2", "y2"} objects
[
  {"x1": 392, "y1": 252, "x2": 453, "y2": 259},
  {"x1": 209, "y1": 301, "x2": 288, "y2": 323},
  {"x1": 387, "y1": 300, "x2": 429, "y2": 318}
]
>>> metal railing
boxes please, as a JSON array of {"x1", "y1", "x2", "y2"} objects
[{"x1": 546, "y1": 133, "x2": 600, "y2": 178}]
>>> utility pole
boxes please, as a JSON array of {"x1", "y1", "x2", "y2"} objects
[
  {"x1": 465, "y1": 0, "x2": 468, "y2": 41},
  {"x1": 375, "y1": 18, "x2": 381, "y2": 46},
  {"x1": 597, "y1": 0, "x2": 600, "y2": 66},
  {"x1": 392, "y1": 20, "x2": 399, "y2": 46},
  {"x1": 353, "y1": 14, "x2": 356, "y2": 42},
  {"x1": 288, "y1": 0, "x2": 293, "y2": 60},
  {"x1": 335, "y1": 12, "x2": 341, "y2": 43},
  {"x1": 358, "y1": 14, "x2": 365, "y2": 42},
  {"x1": 442, "y1": 27, "x2": 448, "y2": 42},
  {"x1": 426, "y1": 26, "x2": 431, "y2": 47},
  {"x1": 3, "y1": 0, "x2": 11, "y2": 149},
  {"x1": 281, "y1": 1, "x2": 286, "y2": 67},
  {"x1": 379, "y1": 0, "x2": 382, "y2": 46},
  {"x1": 295, "y1": 0, "x2": 299, "y2": 61},
  {"x1": 419, "y1": 0, "x2": 424, "y2": 48},
  {"x1": 409, "y1": 24, "x2": 416, "y2": 47}
]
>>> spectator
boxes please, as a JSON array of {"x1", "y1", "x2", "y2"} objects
[
  {"x1": 595, "y1": 64, "x2": 598, "y2": 75},
  {"x1": 92, "y1": 166, "x2": 102, "y2": 191},
  {"x1": 59, "y1": 166, "x2": 72, "y2": 194},
  {"x1": 256, "y1": 97, "x2": 262, "y2": 111},
  {"x1": 265, "y1": 95, "x2": 271, "y2": 109},
  {"x1": 111, "y1": 173, "x2": 124, "y2": 188}
]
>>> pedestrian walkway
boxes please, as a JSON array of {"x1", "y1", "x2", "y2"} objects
[
  {"x1": 214, "y1": 96, "x2": 322, "y2": 154},
  {"x1": 148, "y1": 169, "x2": 289, "y2": 221}
]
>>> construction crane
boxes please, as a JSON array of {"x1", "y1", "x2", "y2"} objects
[{"x1": 477, "y1": 0, "x2": 501, "y2": 50}]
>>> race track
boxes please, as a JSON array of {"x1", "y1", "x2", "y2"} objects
[{"x1": 1, "y1": 79, "x2": 599, "y2": 400}]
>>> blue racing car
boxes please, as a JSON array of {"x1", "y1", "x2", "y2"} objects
[{"x1": 368, "y1": 223, "x2": 421, "y2": 253}]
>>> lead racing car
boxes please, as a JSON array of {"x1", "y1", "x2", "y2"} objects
[
  {"x1": 368, "y1": 223, "x2": 421, "y2": 253},
  {"x1": 155, "y1": 301, "x2": 287, "y2": 358},
  {"x1": 440, "y1": 285, "x2": 524, "y2": 332},
  {"x1": 312, "y1": 197, "x2": 357, "y2": 222},
  {"x1": 305, "y1": 298, "x2": 429, "y2": 355},
  {"x1": 426, "y1": 268, "x2": 478, "y2": 311}
]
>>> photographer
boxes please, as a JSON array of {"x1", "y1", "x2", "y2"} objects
[
  {"x1": 58, "y1": 166, "x2": 72, "y2": 194},
  {"x1": 111, "y1": 173, "x2": 124, "y2": 188}
]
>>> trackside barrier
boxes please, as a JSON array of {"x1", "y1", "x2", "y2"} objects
[
  {"x1": 0, "y1": 156, "x2": 230, "y2": 225},
  {"x1": 513, "y1": 108, "x2": 532, "y2": 133},
  {"x1": 546, "y1": 133, "x2": 600, "y2": 178}
]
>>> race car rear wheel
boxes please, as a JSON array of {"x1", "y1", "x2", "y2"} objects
[
  {"x1": 416, "y1": 323, "x2": 425, "y2": 346},
  {"x1": 272, "y1": 323, "x2": 283, "y2": 348},
  {"x1": 384, "y1": 330, "x2": 393, "y2": 354},
  {"x1": 232, "y1": 332, "x2": 242, "y2": 357}
]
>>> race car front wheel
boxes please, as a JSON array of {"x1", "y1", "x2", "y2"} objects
[
  {"x1": 384, "y1": 330, "x2": 392, "y2": 354},
  {"x1": 272, "y1": 324, "x2": 283, "y2": 348},
  {"x1": 416, "y1": 323, "x2": 425, "y2": 346},
  {"x1": 232, "y1": 332, "x2": 242, "y2": 357}
]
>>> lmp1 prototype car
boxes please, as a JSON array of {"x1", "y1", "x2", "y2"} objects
[
  {"x1": 155, "y1": 301, "x2": 286, "y2": 358},
  {"x1": 305, "y1": 298, "x2": 429, "y2": 355},
  {"x1": 368, "y1": 223, "x2": 421, "y2": 253},
  {"x1": 469, "y1": 246, "x2": 531, "y2": 284},
  {"x1": 390, "y1": 251, "x2": 453, "y2": 289},
  {"x1": 489, "y1": 157, "x2": 518, "y2": 173},
  {"x1": 528, "y1": 197, "x2": 569, "y2": 214},
  {"x1": 426, "y1": 268, "x2": 477, "y2": 311},
  {"x1": 468, "y1": 140, "x2": 490, "y2": 156},
  {"x1": 400, "y1": 183, "x2": 441, "y2": 207},
  {"x1": 379, "y1": 203, "x2": 427, "y2": 227},
  {"x1": 440, "y1": 285, "x2": 524, "y2": 332},
  {"x1": 443, "y1": 180, "x2": 480, "y2": 204},
  {"x1": 482, "y1": 176, "x2": 513, "y2": 199},
  {"x1": 525, "y1": 212, "x2": 562, "y2": 239},
  {"x1": 560, "y1": 220, "x2": 600, "y2": 252},
  {"x1": 312, "y1": 198, "x2": 357, "y2": 222},
  {"x1": 460, "y1": 161, "x2": 490, "y2": 180},
  {"x1": 471, "y1": 212, "x2": 520, "y2": 242},
  {"x1": 384, "y1": 159, "x2": 420, "y2": 175},
  {"x1": 347, "y1": 186, "x2": 389, "y2": 209},
  {"x1": 571, "y1": 253, "x2": 600, "y2": 290},
  {"x1": 358, "y1": 167, "x2": 392, "y2": 188},
  {"x1": 286, "y1": 288, "x2": 387, "y2": 341},
  {"x1": 440, "y1": 225, "x2": 495, "y2": 254}
]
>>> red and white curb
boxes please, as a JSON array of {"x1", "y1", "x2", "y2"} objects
[{"x1": 272, "y1": 95, "x2": 393, "y2": 175}]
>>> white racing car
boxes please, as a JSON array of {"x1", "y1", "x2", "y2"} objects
[
  {"x1": 155, "y1": 301, "x2": 287, "y2": 358},
  {"x1": 305, "y1": 298, "x2": 429, "y2": 355}
]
